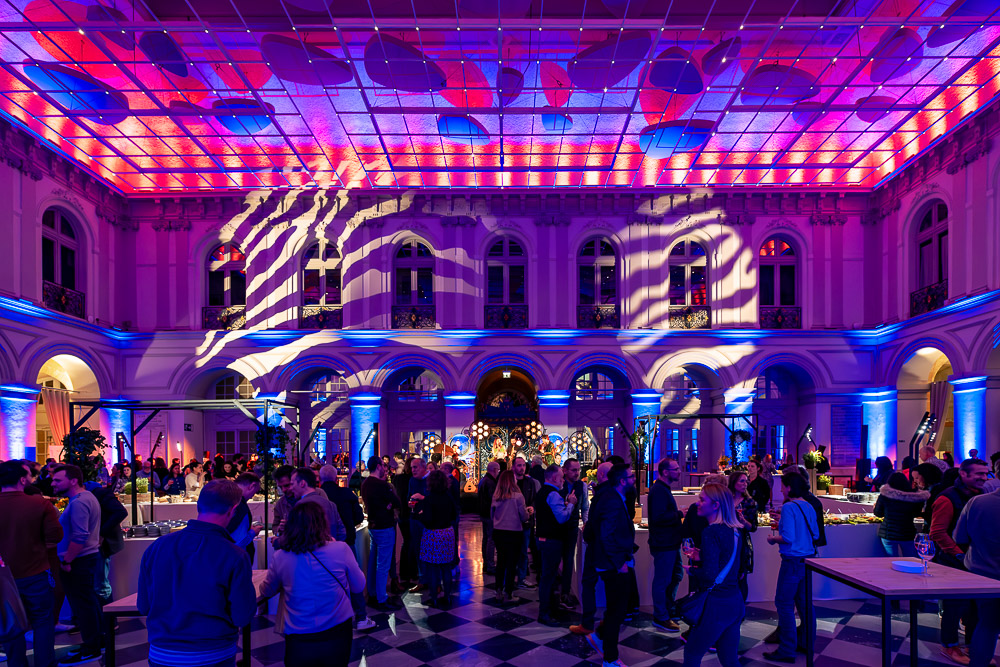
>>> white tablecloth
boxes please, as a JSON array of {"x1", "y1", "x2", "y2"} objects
[{"x1": 130, "y1": 500, "x2": 276, "y2": 525}]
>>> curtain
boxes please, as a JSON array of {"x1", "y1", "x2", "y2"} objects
[
  {"x1": 41, "y1": 388, "x2": 70, "y2": 454},
  {"x1": 929, "y1": 381, "x2": 951, "y2": 431}
]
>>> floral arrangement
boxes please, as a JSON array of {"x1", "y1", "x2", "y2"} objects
[
  {"x1": 817, "y1": 475, "x2": 832, "y2": 490},
  {"x1": 717, "y1": 455, "x2": 732, "y2": 470},
  {"x1": 804, "y1": 450, "x2": 827, "y2": 470},
  {"x1": 585, "y1": 468, "x2": 598, "y2": 484},
  {"x1": 122, "y1": 478, "x2": 149, "y2": 496}
]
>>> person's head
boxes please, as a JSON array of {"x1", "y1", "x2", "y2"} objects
[
  {"x1": 728, "y1": 470, "x2": 749, "y2": 497},
  {"x1": 275, "y1": 464, "x2": 296, "y2": 499},
  {"x1": 780, "y1": 470, "x2": 810, "y2": 499},
  {"x1": 530, "y1": 455, "x2": 543, "y2": 468},
  {"x1": 142, "y1": 459, "x2": 152, "y2": 473},
  {"x1": 235, "y1": 472, "x2": 261, "y2": 500},
  {"x1": 697, "y1": 482, "x2": 741, "y2": 528},
  {"x1": 291, "y1": 467, "x2": 318, "y2": 498},
  {"x1": 367, "y1": 455, "x2": 384, "y2": 479},
  {"x1": 52, "y1": 464, "x2": 84, "y2": 496},
  {"x1": 704, "y1": 473, "x2": 728, "y2": 486},
  {"x1": 440, "y1": 461, "x2": 454, "y2": 476},
  {"x1": 596, "y1": 461, "x2": 613, "y2": 484},
  {"x1": 122, "y1": 464, "x2": 132, "y2": 478},
  {"x1": 901, "y1": 456, "x2": 917, "y2": 471},
  {"x1": 278, "y1": 501, "x2": 331, "y2": 553},
  {"x1": 912, "y1": 462, "x2": 943, "y2": 490},
  {"x1": 544, "y1": 463, "x2": 564, "y2": 488},
  {"x1": 607, "y1": 455, "x2": 625, "y2": 466},
  {"x1": 886, "y1": 472, "x2": 912, "y2": 492},
  {"x1": 657, "y1": 458, "x2": 681, "y2": 484},
  {"x1": 191, "y1": 462, "x2": 203, "y2": 474},
  {"x1": 969, "y1": 449, "x2": 980, "y2": 460},
  {"x1": 486, "y1": 461, "x2": 500, "y2": 478},
  {"x1": 403, "y1": 456, "x2": 415, "y2": 476},
  {"x1": 427, "y1": 469, "x2": 448, "y2": 495},
  {"x1": 411, "y1": 457, "x2": 427, "y2": 478},
  {"x1": 494, "y1": 470, "x2": 522, "y2": 500},
  {"x1": 563, "y1": 458, "x2": 581, "y2": 483},
  {"x1": 0, "y1": 460, "x2": 29, "y2": 491},
  {"x1": 919, "y1": 445, "x2": 937, "y2": 463},
  {"x1": 874, "y1": 456, "x2": 893, "y2": 474},
  {"x1": 21, "y1": 461, "x2": 38, "y2": 482},
  {"x1": 382, "y1": 455, "x2": 390, "y2": 465},
  {"x1": 196, "y1": 479, "x2": 243, "y2": 524},
  {"x1": 426, "y1": 461, "x2": 437, "y2": 472},
  {"x1": 746, "y1": 459, "x2": 760, "y2": 479},
  {"x1": 513, "y1": 456, "x2": 527, "y2": 478},
  {"x1": 958, "y1": 458, "x2": 988, "y2": 490},
  {"x1": 608, "y1": 463, "x2": 635, "y2": 493},
  {"x1": 222, "y1": 462, "x2": 234, "y2": 474},
  {"x1": 319, "y1": 465, "x2": 338, "y2": 484},
  {"x1": 168, "y1": 462, "x2": 181, "y2": 476},
  {"x1": 941, "y1": 467, "x2": 961, "y2": 490}
]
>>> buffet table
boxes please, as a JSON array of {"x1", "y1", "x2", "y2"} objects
[{"x1": 127, "y1": 499, "x2": 276, "y2": 525}]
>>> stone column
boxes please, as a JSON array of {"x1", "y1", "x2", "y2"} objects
[
  {"x1": 349, "y1": 392, "x2": 381, "y2": 466},
  {"x1": 861, "y1": 387, "x2": 897, "y2": 464},
  {"x1": 0, "y1": 384, "x2": 39, "y2": 461},
  {"x1": 949, "y1": 376, "x2": 992, "y2": 462}
]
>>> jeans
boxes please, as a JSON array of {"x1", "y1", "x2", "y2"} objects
[
  {"x1": 367, "y1": 527, "x2": 396, "y2": 603},
  {"x1": 427, "y1": 562, "x2": 454, "y2": 599},
  {"x1": 98, "y1": 554, "x2": 113, "y2": 606},
  {"x1": 942, "y1": 597, "x2": 978, "y2": 646},
  {"x1": 775, "y1": 556, "x2": 815, "y2": 658},
  {"x1": 284, "y1": 619, "x2": 352, "y2": 667},
  {"x1": 1, "y1": 571, "x2": 55, "y2": 667},
  {"x1": 560, "y1": 528, "x2": 578, "y2": 596},
  {"x1": 481, "y1": 519, "x2": 496, "y2": 570},
  {"x1": 683, "y1": 588, "x2": 744, "y2": 667},
  {"x1": 517, "y1": 526, "x2": 532, "y2": 581},
  {"x1": 580, "y1": 545, "x2": 598, "y2": 630},
  {"x1": 398, "y1": 517, "x2": 416, "y2": 582},
  {"x1": 970, "y1": 598, "x2": 1000, "y2": 667},
  {"x1": 537, "y1": 538, "x2": 563, "y2": 618},
  {"x1": 597, "y1": 569, "x2": 630, "y2": 662},
  {"x1": 493, "y1": 529, "x2": 523, "y2": 595},
  {"x1": 651, "y1": 548, "x2": 683, "y2": 621},
  {"x1": 881, "y1": 538, "x2": 917, "y2": 558},
  {"x1": 60, "y1": 553, "x2": 103, "y2": 652},
  {"x1": 409, "y1": 519, "x2": 426, "y2": 584}
]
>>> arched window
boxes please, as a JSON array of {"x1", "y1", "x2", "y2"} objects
[
  {"x1": 485, "y1": 238, "x2": 527, "y2": 328},
  {"x1": 912, "y1": 202, "x2": 948, "y2": 316},
  {"x1": 300, "y1": 241, "x2": 343, "y2": 329},
  {"x1": 204, "y1": 243, "x2": 246, "y2": 329},
  {"x1": 41, "y1": 208, "x2": 84, "y2": 318},
  {"x1": 393, "y1": 240, "x2": 435, "y2": 328},
  {"x1": 310, "y1": 373, "x2": 348, "y2": 406},
  {"x1": 396, "y1": 370, "x2": 442, "y2": 402},
  {"x1": 214, "y1": 374, "x2": 253, "y2": 400},
  {"x1": 668, "y1": 240, "x2": 709, "y2": 329},
  {"x1": 758, "y1": 237, "x2": 801, "y2": 329},
  {"x1": 577, "y1": 238, "x2": 619, "y2": 328},
  {"x1": 573, "y1": 371, "x2": 615, "y2": 401}
]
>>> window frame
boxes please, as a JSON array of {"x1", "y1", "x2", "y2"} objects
[
  {"x1": 485, "y1": 238, "x2": 527, "y2": 306},
  {"x1": 206, "y1": 242, "x2": 247, "y2": 308},
  {"x1": 394, "y1": 240, "x2": 435, "y2": 306},
  {"x1": 577, "y1": 237, "x2": 618, "y2": 307},
  {"x1": 915, "y1": 202, "x2": 948, "y2": 289},
  {"x1": 41, "y1": 208, "x2": 80, "y2": 291},
  {"x1": 758, "y1": 236, "x2": 798, "y2": 307},
  {"x1": 667, "y1": 240, "x2": 708, "y2": 307},
  {"x1": 302, "y1": 240, "x2": 343, "y2": 307}
]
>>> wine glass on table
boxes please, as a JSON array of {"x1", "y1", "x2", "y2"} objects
[{"x1": 914, "y1": 534, "x2": 935, "y2": 576}]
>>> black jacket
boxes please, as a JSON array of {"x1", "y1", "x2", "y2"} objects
[
  {"x1": 529, "y1": 464, "x2": 545, "y2": 488},
  {"x1": 873, "y1": 486, "x2": 929, "y2": 542},
  {"x1": 416, "y1": 491, "x2": 458, "y2": 530},
  {"x1": 647, "y1": 479, "x2": 683, "y2": 551},
  {"x1": 682, "y1": 502, "x2": 709, "y2": 547},
  {"x1": 360, "y1": 476, "x2": 400, "y2": 530},
  {"x1": 91, "y1": 486, "x2": 128, "y2": 557},
  {"x1": 747, "y1": 476, "x2": 771, "y2": 511},
  {"x1": 516, "y1": 475, "x2": 539, "y2": 528},
  {"x1": 589, "y1": 486, "x2": 636, "y2": 572},
  {"x1": 478, "y1": 473, "x2": 498, "y2": 520},
  {"x1": 392, "y1": 473, "x2": 413, "y2": 521},
  {"x1": 322, "y1": 481, "x2": 365, "y2": 546}
]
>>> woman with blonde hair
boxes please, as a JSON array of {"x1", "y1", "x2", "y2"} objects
[
  {"x1": 682, "y1": 482, "x2": 744, "y2": 667},
  {"x1": 491, "y1": 470, "x2": 529, "y2": 603}
]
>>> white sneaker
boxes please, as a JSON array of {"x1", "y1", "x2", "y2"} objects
[{"x1": 355, "y1": 617, "x2": 377, "y2": 631}]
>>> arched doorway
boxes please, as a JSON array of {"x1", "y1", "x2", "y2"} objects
[
  {"x1": 569, "y1": 365, "x2": 630, "y2": 461},
  {"x1": 297, "y1": 370, "x2": 350, "y2": 463},
  {"x1": 382, "y1": 367, "x2": 445, "y2": 456},
  {"x1": 476, "y1": 368, "x2": 538, "y2": 428},
  {"x1": 897, "y1": 347, "x2": 954, "y2": 462},
  {"x1": 36, "y1": 354, "x2": 100, "y2": 463},
  {"x1": 752, "y1": 363, "x2": 815, "y2": 465}
]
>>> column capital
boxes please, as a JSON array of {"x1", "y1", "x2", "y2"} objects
[
  {"x1": 444, "y1": 392, "x2": 476, "y2": 409},
  {"x1": 0, "y1": 384, "x2": 40, "y2": 399},
  {"x1": 538, "y1": 389, "x2": 570, "y2": 409},
  {"x1": 949, "y1": 376, "x2": 991, "y2": 393},
  {"x1": 348, "y1": 392, "x2": 381, "y2": 406}
]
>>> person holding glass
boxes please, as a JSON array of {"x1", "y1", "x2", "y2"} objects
[{"x1": 873, "y1": 472, "x2": 929, "y2": 557}]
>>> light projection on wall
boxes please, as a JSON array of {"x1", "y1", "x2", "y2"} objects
[{"x1": 0, "y1": 0, "x2": 999, "y2": 192}]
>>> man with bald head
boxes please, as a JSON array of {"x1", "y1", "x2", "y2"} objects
[
  {"x1": 478, "y1": 461, "x2": 501, "y2": 576},
  {"x1": 595, "y1": 462, "x2": 613, "y2": 485}
]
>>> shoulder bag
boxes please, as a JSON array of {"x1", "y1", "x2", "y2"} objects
[
  {"x1": 0, "y1": 557, "x2": 28, "y2": 643},
  {"x1": 677, "y1": 530, "x2": 740, "y2": 627}
]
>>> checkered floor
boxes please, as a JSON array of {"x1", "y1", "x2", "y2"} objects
[{"x1": 24, "y1": 516, "x2": 1000, "y2": 667}]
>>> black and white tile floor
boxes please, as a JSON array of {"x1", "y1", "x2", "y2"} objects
[{"x1": 20, "y1": 517, "x2": 1000, "y2": 666}]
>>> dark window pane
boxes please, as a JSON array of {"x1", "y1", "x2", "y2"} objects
[
  {"x1": 43, "y1": 210, "x2": 55, "y2": 229},
  {"x1": 937, "y1": 203, "x2": 948, "y2": 222},
  {"x1": 396, "y1": 243, "x2": 411, "y2": 258},
  {"x1": 509, "y1": 264, "x2": 525, "y2": 304},
  {"x1": 600, "y1": 265, "x2": 616, "y2": 304},
  {"x1": 395, "y1": 268, "x2": 412, "y2": 304},
  {"x1": 416, "y1": 243, "x2": 431, "y2": 257},
  {"x1": 919, "y1": 240, "x2": 934, "y2": 288},
  {"x1": 487, "y1": 265, "x2": 504, "y2": 304},
  {"x1": 578, "y1": 266, "x2": 595, "y2": 305},
  {"x1": 303, "y1": 269, "x2": 321, "y2": 305},
  {"x1": 779, "y1": 241, "x2": 794, "y2": 256},
  {"x1": 229, "y1": 246, "x2": 244, "y2": 262},
  {"x1": 939, "y1": 231, "x2": 948, "y2": 284},
  {"x1": 326, "y1": 268, "x2": 341, "y2": 304},
  {"x1": 691, "y1": 266, "x2": 706, "y2": 305},
  {"x1": 690, "y1": 242, "x2": 706, "y2": 257},
  {"x1": 324, "y1": 246, "x2": 340, "y2": 260},
  {"x1": 212, "y1": 245, "x2": 226, "y2": 262},
  {"x1": 760, "y1": 239, "x2": 774, "y2": 256},
  {"x1": 208, "y1": 271, "x2": 225, "y2": 306},
  {"x1": 508, "y1": 241, "x2": 524, "y2": 256},
  {"x1": 670, "y1": 242, "x2": 686, "y2": 256},
  {"x1": 760, "y1": 265, "x2": 775, "y2": 306},
  {"x1": 42, "y1": 237, "x2": 55, "y2": 283},
  {"x1": 304, "y1": 244, "x2": 319, "y2": 262},
  {"x1": 600, "y1": 240, "x2": 615, "y2": 256},
  {"x1": 779, "y1": 265, "x2": 795, "y2": 305},
  {"x1": 919, "y1": 210, "x2": 932, "y2": 232},
  {"x1": 60, "y1": 219, "x2": 75, "y2": 239},
  {"x1": 669, "y1": 265, "x2": 686, "y2": 305},
  {"x1": 230, "y1": 270, "x2": 246, "y2": 306},
  {"x1": 488, "y1": 241, "x2": 504, "y2": 257},
  {"x1": 60, "y1": 247, "x2": 75, "y2": 290},
  {"x1": 416, "y1": 267, "x2": 433, "y2": 304},
  {"x1": 580, "y1": 240, "x2": 595, "y2": 257}
]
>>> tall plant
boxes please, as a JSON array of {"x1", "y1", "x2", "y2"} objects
[{"x1": 60, "y1": 427, "x2": 108, "y2": 483}]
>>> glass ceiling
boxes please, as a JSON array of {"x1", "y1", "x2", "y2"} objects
[{"x1": 0, "y1": 0, "x2": 998, "y2": 193}]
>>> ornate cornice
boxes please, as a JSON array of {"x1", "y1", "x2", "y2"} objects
[
  {"x1": 810, "y1": 213, "x2": 847, "y2": 226},
  {"x1": 152, "y1": 219, "x2": 191, "y2": 232},
  {"x1": 946, "y1": 137, "x2": 991, "y2": 175}
]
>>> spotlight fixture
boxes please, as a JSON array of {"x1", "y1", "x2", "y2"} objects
[
  {"x1": 526, "y1": 421, "x2": 544, "y2": 441},
  {"x1": 421, "y1": 433, "x2": 442, "y2": 455},
  {"x1": 470, "y1": 421, "x2": 489, "y2": 440}
]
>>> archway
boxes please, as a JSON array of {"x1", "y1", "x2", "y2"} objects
[
  {"x1": 36, "y1": 354, "x2": 100, "y2": 463},
  {"x1": 382, "y1": 367, "x2": 445, "y2": 456},
  {"x1": 751, "y1": 362, "x2": 816, "y2": 466},
  {"x1": 289, "y1": 368, "x2": 351, "y2": 463},
  {"x1": 475, "y1": 367, "x2": 538, "y2": 428},
  {"x1": 897, "y1": 347, "x2": 954, "y2": 462},
  {"x1": 568, "y1": 365, "x2": 630, "y2": 461},
  {"x1": 658, "y1": 364, "x2": 722, "y2": 473}
]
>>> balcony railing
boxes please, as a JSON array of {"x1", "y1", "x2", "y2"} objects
[
  {"x1": 203, "y1": 305, "x2": 246, "y2": 330},
  {"x1": 759, "y1": 306, "x2": 802, "y2": 329},
  {"x1": 484, "y1": 305, "x2": 528, "y2": 329},
  {"x1": 392, "y1": 305, "x2": 436, "y2": 329},
  {"x1": 577, "y1": 304, "x2": 620, "y2": 329},
  {"x1": 911, "y1": 280, "x2": 948, "y2": 317},
  {"x1": 669, "y1": 305, "x2": 711, "y2": 329},
  {"x1": 42, "y1": 280, "x2": 85, "y2": 319},
  {"x1": 300, "y1": 305, "x2": 343, "y2": 329}
]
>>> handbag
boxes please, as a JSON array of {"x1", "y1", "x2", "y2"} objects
[
  {"x1": 677, "y1": 530, "x2": 740, "y2": 627},
  {"x1": 0, "y1": 557, "x2": 28, "y2": 644}
]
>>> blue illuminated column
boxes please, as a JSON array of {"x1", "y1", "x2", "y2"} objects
[
  {"x1": 0, "y1": 385, "x2": 40, "y2": 461},
  {"x1": 349, "y1": 393, "x2": 382, "y2": 466},
  {"x1": 950, "y1": 377, "x2": 987, "y2": 463},
  {"x1": 101, "y1": 406, "x2": 131, "y2": 464},
  {"x1": 538, "y1": 390, "x2": 570, "y2": 447},
  {"x1": 444, "y1": 392, "x2": 476, "y2": 441},
  {"x1": 631, "y1": 390, "x2": 662, "y2": 464},
  {"x1": 861, "y1": 387, "x2": 897, "y2": 463}
]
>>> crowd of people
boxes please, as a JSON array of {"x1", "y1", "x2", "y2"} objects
[{"x1": 1, "y1": 446, "x2": 999, "y2": 667}]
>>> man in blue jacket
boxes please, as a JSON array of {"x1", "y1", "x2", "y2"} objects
[
  {"x1": 138, "y1": 480, "x2": 256, "y2": 667},
  {"x1": 648, "y1": 458, "x2": 683, "y2": 632}
]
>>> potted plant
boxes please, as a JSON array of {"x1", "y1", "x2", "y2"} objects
[
  {"x1": 60, "y1": 427, "x2": 108, "y2": 483},
  {"x1": 717, "y1": 455, "x2": 732, "y2": 471},
  {"x1": 804, "y1": 450, "x2": 827, "y2": 470},
  {"x1": 817, "y1": 474, "x2": 832, "y2": 495},
  {"x1": 728, "y1": 429, "x2": 753, "y2": 466}
]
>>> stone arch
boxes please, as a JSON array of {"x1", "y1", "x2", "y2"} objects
[
  {"x1": 370, "y1": 353, "x2": 457, "y2": 393},
  {"x1": 558, "y1": 352, "x2": 641, "y2": 392},
  {"x1": 23, "y1": 344, "x2": 111, "y2": 395}
]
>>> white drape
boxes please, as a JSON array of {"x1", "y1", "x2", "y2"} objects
[{"x1": 41, "y1": 388, "x2": 70, "y2": 454}]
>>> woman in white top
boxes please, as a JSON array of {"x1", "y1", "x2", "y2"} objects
[
  {"x1": 184, "y1": 462, "x2": 204, "y2": 496},
  {"x1": 258, "y1": 501, "x2": 365, "y2": 666}
]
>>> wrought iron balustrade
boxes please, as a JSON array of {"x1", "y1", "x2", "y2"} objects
[
  {"x1": 300, "y1": 305, "x2": 343, "y2": 329},
  {"x1": 392, "y1": 305, "x2": 436, "y2": 329},
  {"x1": 42, "y1": 280, "x2": 85, "y2": 319},
  {"x1": 759, "y1": 306, "x2": 802, "y2": 329},
  {"x1": 577, "y1": 305, "x2": 620, "y2": 329},
  {"x1": 484, "y1": 305, "x2": 528, "y2": 329},
  {"x1": 202, "y1": 305, "x2": 246, "y2": 330},
  {"x1": 910, "y1": 280, "x2": 948, "y2": 317},
  {"x1": 668, "y1": 305, "x2": 711, "y2": 329}
]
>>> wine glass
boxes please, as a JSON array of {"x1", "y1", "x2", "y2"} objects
[
  {"x1": 914, "y1": 534, "x2": 936, "y2": 576},
  {"x1": 681, "y1": 537, "x2": 695, "y2": 558}
]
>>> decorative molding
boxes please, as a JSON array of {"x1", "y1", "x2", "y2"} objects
[
  {"x1": 946, "y1": 138, "x2": 991, "y2": 174},
  {"x1": 672, "y1": 215, "x2": 699, "y2": 230},
  {"x1": 810, "y1": 213, "x2": 847, "y2": 226},
  {"x1": 50, "y1": 187, "x2": 85, "y2": 214},
  {"x1": 440, "y1": 215, "x2": 478, "y2": 227},
  {"x1": 96, "y1": 205, "x2": 136, "y2": 230},
  {"x1": 765, "y1": 217, "x2": 794, "y2": 230},
  {"x1": 718, "y1": 213, "x2": 755, "y2": 226},
  {"x1": 152, "y1": 219, "x2": 192, "y2": 232}
]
